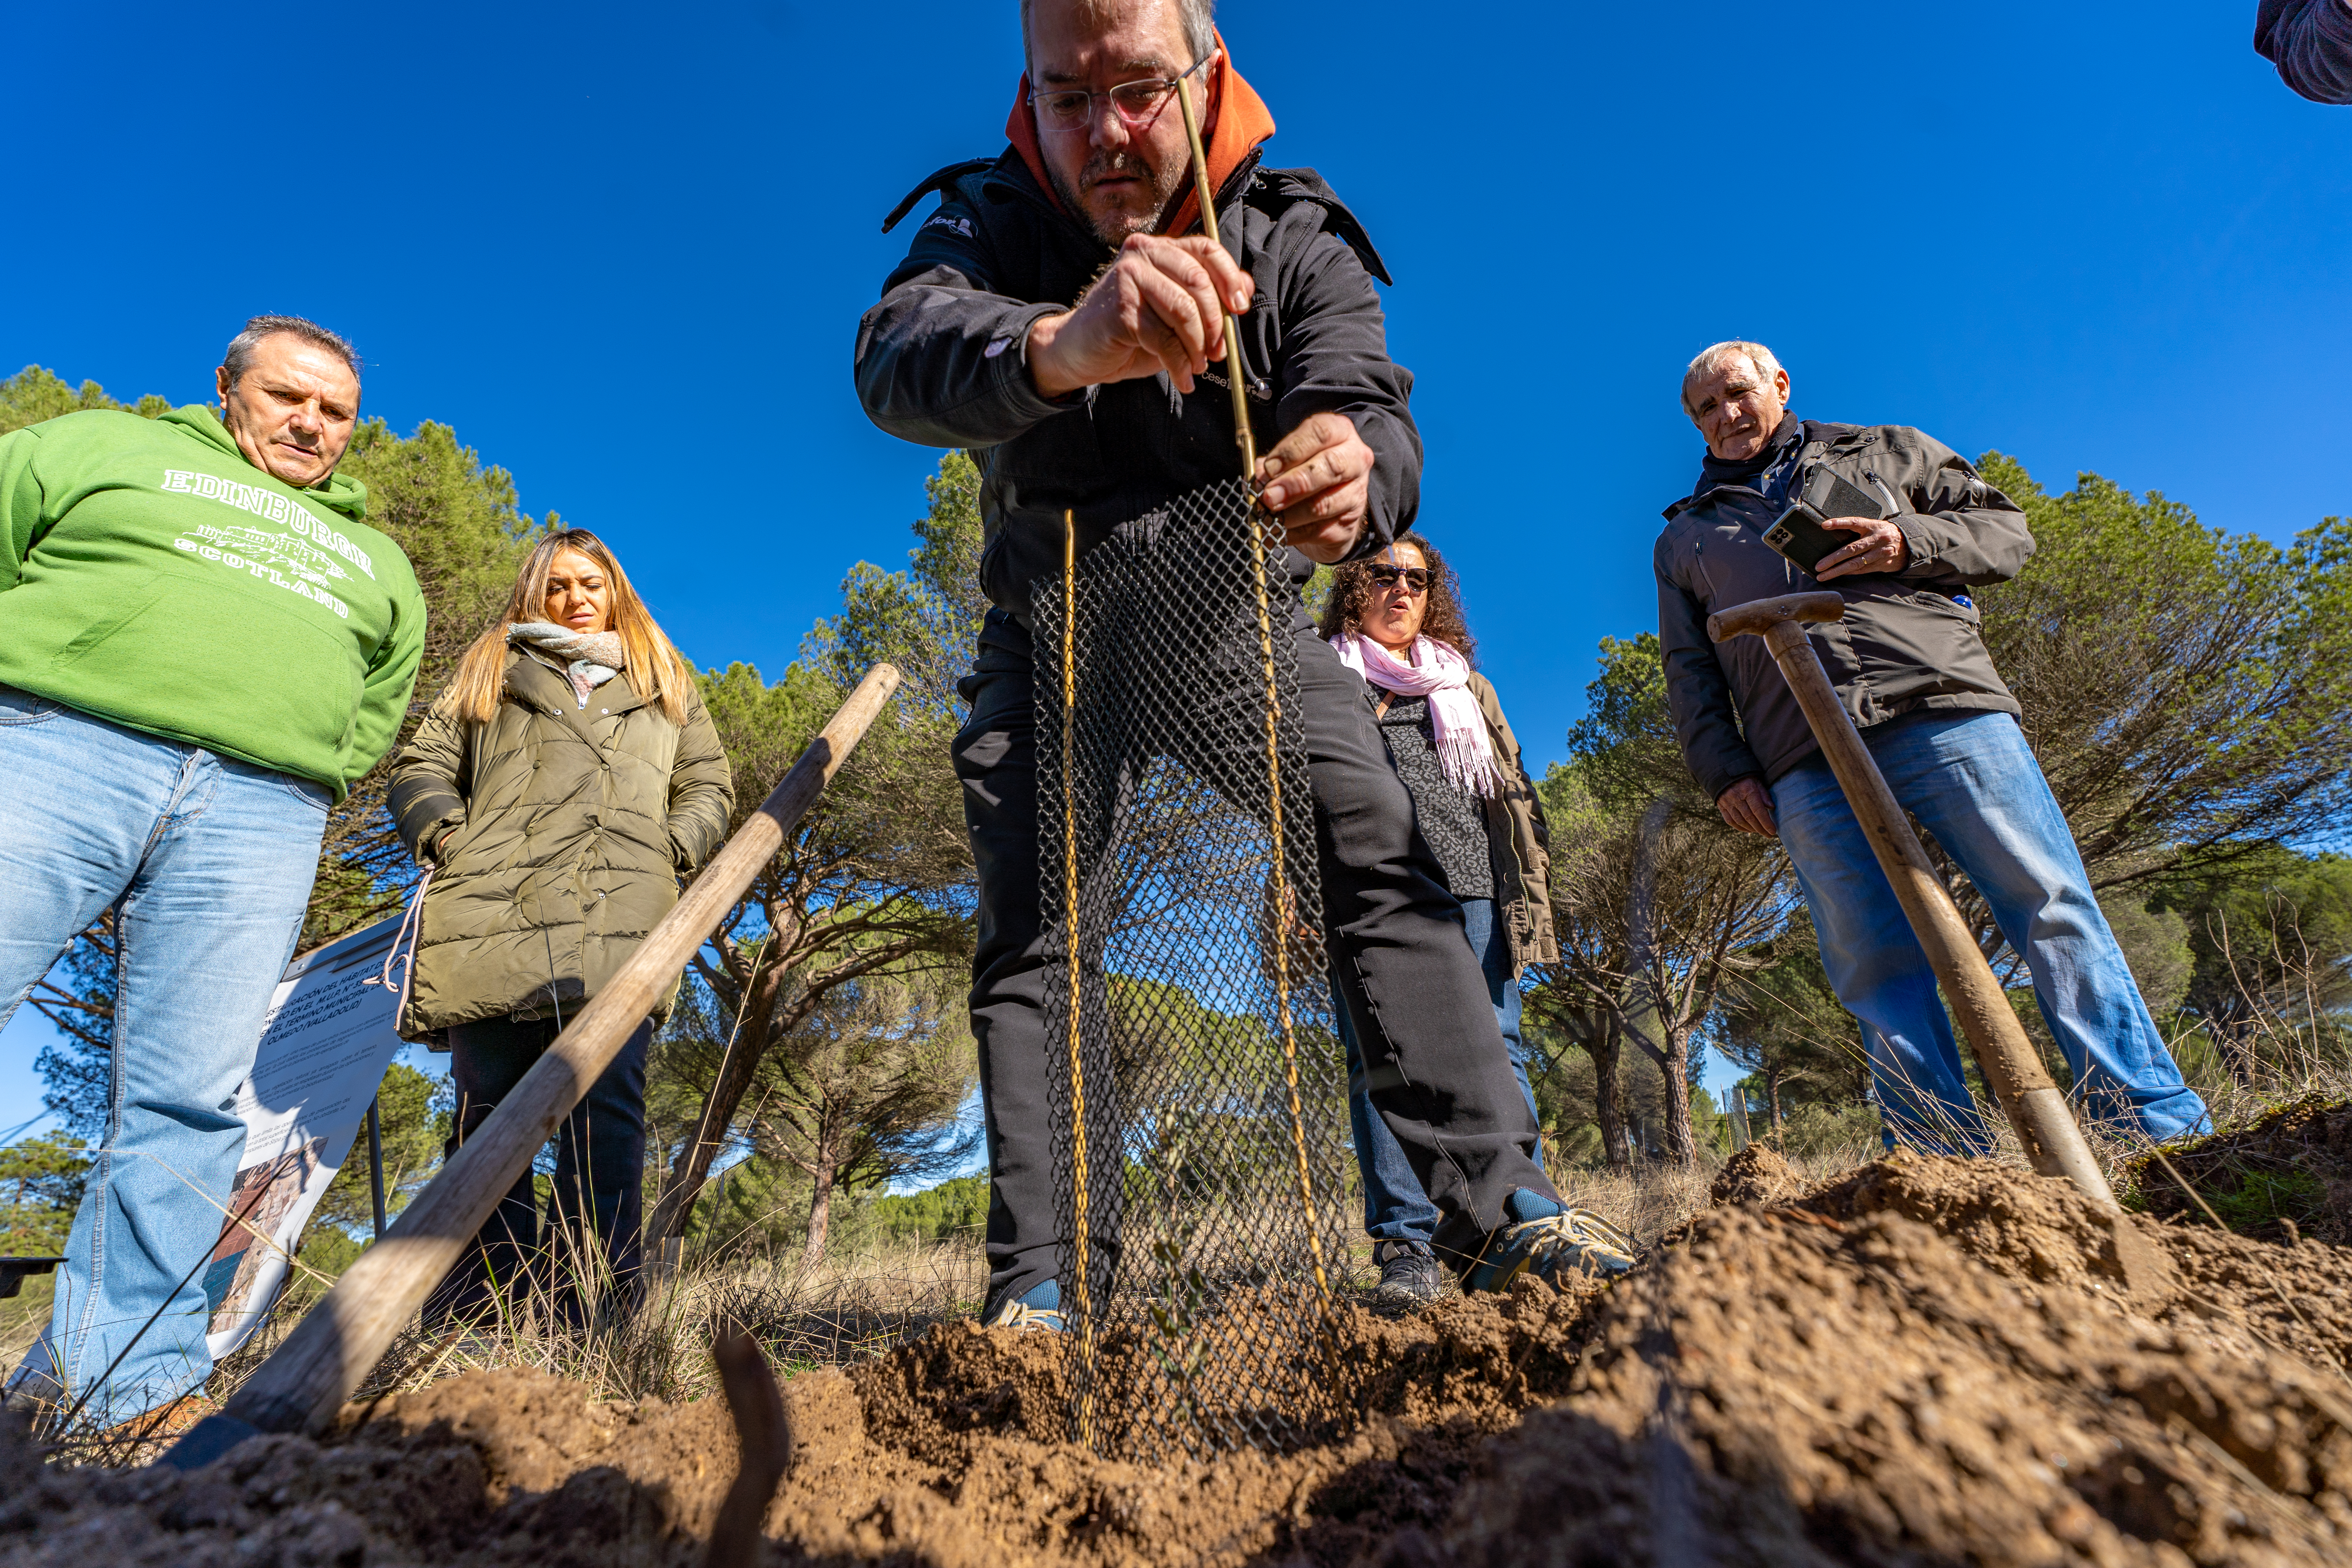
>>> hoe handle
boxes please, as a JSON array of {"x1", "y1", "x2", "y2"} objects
[
  {"x1": 219, "y1": 664, "x2": 903, "y2": 1438},
  {"x1": 1705, "y1": 589, "x2": 1847, "y2": 643},
  {"x1": 1708, "y1": 598, "x2": 2120, "y2": 1208}
]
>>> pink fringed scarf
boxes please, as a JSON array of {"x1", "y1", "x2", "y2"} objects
[{"x1": 1330, "y1": 631, "x2": 1502, "y2": 799}]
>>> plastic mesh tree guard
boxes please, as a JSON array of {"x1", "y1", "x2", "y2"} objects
[{"x1": 1033, "y1": 475, "x2": 1358, "y2": 1464}]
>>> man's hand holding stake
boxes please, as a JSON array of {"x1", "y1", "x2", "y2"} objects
[
  {"x1": 1028, "y1": 234, "x2": 1252, "y2": 397},
  {"x1": 1256, "y1": 411, "x2": 1375, "y2": 563},
  {"x1": 1027, "y1": 236, "x2": 1376, "y2": 564}
]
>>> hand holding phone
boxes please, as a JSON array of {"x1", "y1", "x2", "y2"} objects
[
  {"x1": 1763, "y1": 465, "x2": 1896, "y2": 578},
  {"x1": 1814, "y1": 517, "x2": 1911, "y2": 579}
]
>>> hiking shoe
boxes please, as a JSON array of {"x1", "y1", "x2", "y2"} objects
[
  {"x1": 1372, "y1": 1240, "x2": 1445, "y2": 1308},
  {"x1": 984, "y1": 1278, "x2": 1064, "y2": 1332},
  {"x1": 1463, "y1": 1190, "x2": 1636, "y2": 1294}
]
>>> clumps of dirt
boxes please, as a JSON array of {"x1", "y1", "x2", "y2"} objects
[
  {"x1": 1709, "y1": 1140, "x2": 1804, "y2": 1207},
  {"x1": 1447, "y1": 1195, "x2": 2352, "y2": 1567},
  {"x1": 2127, "y1": 1095, "x2": 2352, "y2": 1246},
  {"x1": 6, "y1": 1145, "x2": 2352, "y2": 1566}
]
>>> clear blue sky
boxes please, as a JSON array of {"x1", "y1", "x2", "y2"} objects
[{"x1": 4, "y1": 1, "x2": 2346, "y2": 1127}]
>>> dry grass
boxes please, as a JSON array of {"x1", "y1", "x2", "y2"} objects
[
  {"x1": 0, "y1": 1274, "x2": 54, "y2": 1380},
  {"x1": 12, "y1": 1229, "x2": 986, "y2": 1468},
  {"x1": 307, "y1": 1231, "x2": 987, "y2": 1415}
]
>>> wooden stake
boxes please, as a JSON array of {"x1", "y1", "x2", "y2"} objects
[
  {"x1": 703, "y1": 1330, "x2": 791, "y2": 1568},
  {"x1": 1175, "y1": 63, "x2": 1257, "y2": 480},
  {"x1": 208, "y1": 664, "x2": 903, "y2": 1441}
]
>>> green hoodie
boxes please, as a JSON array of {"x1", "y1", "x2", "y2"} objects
[{"x1": 0, "y1": 406, "x2": 424, "y2": 799}]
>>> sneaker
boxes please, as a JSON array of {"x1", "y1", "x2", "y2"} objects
[
  {"x1": 984, "y1": 1277, "x2": 1064, "y2": 1332},
  {"x1": 1372, "y1": 1240, "x2": 1445, "y2": 1307},
  {"x1": 1463, "y1": 1190, "x2": 1636, "y2": 1294}
]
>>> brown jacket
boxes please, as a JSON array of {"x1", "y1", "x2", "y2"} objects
[{"x1": 1466, "y1": 673, "x2": 1558, "y2": 975}]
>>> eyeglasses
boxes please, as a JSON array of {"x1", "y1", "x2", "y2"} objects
[
  {"x1": 1027, "y1": 53, "x2": 1214, "y2": 136},
  {"x1": 1366, "y1": 564, "x2": 1431, "y2": 594}
]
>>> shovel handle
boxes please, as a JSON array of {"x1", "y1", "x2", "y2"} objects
[
  {"x1": 1706, "y1": 589, "x2": 1845, "y2": 644},
  {"x1": 1707, "y1": 597, "x2": 2122, "y2": 1210}
]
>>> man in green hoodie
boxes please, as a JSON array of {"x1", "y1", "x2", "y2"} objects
[{"x1": 0, "y1": 316, "x2": 425, "y2": 1424}]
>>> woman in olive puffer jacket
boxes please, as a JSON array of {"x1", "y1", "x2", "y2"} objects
[{"x1": 388, "y1": 528, "x2": 732, "y2": 1321}]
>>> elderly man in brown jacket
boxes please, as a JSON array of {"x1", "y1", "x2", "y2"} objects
[{"x1": 1653, "y1": 341, "x2": 2207, "y2": 1153}]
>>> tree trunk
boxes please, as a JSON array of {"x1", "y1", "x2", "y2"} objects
[
  {"x1": 1591, "y1": 1014, "x2": 1632, "y2": 1172},
  {"x1": 802, "y1": 1150, "x2": 837, "y2": 1269},
  {"x1": 2215, "y1": 1016, "x2": 2261, "y2": 1087},
  {"x1": 1765, "y1": 1066, "x2": 1785, "y2": 1142},
  {"x1": 646, "y1": 946, "x2": 793, "y2": 1246},
  {"x1": 1619, "y1": 795, "x2": 1682, "y2": 1164},
  {"x1": 1659, "y1": 1019, "x2": 1698, "y2": 1167}
]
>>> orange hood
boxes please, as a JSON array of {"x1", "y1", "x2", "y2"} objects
[{"x1": 1004, "y1": 30, "x2": 1276, "y2": 236}]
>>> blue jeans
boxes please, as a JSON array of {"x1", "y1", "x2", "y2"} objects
[
  {"x1": 1340, "y1": 897, "x2": 1542, "y2": 1245},
  {"x1": 1770, "y1": 710, "x2": 2209, "y2": 1151},
  {"x1": 0, "y1": 690, "x2": 327, "y2": 1422}
]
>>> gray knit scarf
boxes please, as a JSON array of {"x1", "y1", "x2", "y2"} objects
[{"x1": 508, "y1": 621, "x2": 624, "y2": 707}]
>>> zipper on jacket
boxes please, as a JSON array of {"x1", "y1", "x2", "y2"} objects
[
  {"x1": 1862, "y1": 468, "x2": 1902, "y2": 517},
  {"x1": 1692, "y1": 538, "x2": 1723, "y2": 600}
]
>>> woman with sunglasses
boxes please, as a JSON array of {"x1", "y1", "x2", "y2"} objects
[{"x1": 1319, "y1": 534, "x2": 1579, "y2": 1307}]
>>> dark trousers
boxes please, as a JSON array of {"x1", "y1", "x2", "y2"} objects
[
  {"x1": 954, "y1": 607, "x2": 1553, "y2": 1311},
  {"x1": 423, "y1": 1014, "x2": 651, "y2": 1325}
]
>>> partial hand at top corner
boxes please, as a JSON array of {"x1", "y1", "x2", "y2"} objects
[
  {"x1": 1256, "y1": 411, "x2": 1375, "y2": 563},
  {"x1": 1026, "y1": 234, "x2": 1255, "y2": 399}
]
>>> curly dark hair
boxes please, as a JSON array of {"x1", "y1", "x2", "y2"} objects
[{"x1": 1315, "y1": 532, "x2": 1477, "y2": 667}]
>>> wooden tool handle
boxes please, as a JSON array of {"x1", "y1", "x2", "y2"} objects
[
  {"x1": 223, "y1": 664, "x2": 903, "y2": 1437},
  {"x1": 1706, "y1": 597, "x2": 2120, "y2": 1207},
  {"x1": 1706, "y1": 589, "x2": 1845, "y2": 644}
]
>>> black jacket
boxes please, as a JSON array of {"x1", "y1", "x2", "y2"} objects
[
  {"x1": 2258, "y1": 0, "x2": 2352, "y2": 103},
  {"x1": 1654, "y1": 421, "x2": 2033, "y2": 802},
  {"x1": 855, "y1": 149, "x2": 1419, "y2": 645}
]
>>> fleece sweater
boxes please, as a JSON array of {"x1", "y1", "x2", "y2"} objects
[{"x1": 0, "y1": 406, "x2": 424, "y2": 798}]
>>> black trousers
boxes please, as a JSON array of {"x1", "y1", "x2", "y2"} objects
[
  {"x1": 955, "y1": 608, "x2": 1553, "y2": 1312},
  {"x1": 423, "y1": 1014, "x2": 650, "y2": 1325}
]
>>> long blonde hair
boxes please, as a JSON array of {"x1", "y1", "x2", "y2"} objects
[{"x1": 442, "y1": 528, "x2": 697, "y2": 727}]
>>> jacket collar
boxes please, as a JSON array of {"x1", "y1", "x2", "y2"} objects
[
  {"x1": 1663, "y1": 418, "x2": 1858, "y2": 522},
  {"x1": 1695, "y1": 411, "x2": 1802, "y2": 492},
  {"x1": 505, "y1": 646, "x2": 649, "y2": 718},
  {"x1": 156, "y1": 404, "x2": 371, "y2": 522},
  {"x1": 980, "y1": 142, "x2": 1268, "y2": 268}
]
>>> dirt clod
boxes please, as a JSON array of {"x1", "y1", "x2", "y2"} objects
[
  {"x1": 1710, "y1": 1141, "x2": 1803, "y2": 1208},
  {"x1": 6, "y1": 1144, "x2": 2351, "y2": 1565}
]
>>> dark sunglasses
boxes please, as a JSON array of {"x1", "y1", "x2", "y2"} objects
[{"x1": 1366, "y1": 564, "x2": 1431, "y2": 593}]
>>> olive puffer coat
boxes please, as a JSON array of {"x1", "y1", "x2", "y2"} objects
[{"x1": 385, "y1": 647, "x2": 734, "y2": 1041}]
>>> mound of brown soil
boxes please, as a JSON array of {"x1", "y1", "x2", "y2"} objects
[
  {"x1": 1710, "y1": 1141, "x2": 1803, "y2": 1208},
  {"x1": 5, "y1": 1151, "x2": 2350, "y2": 1566},
  {"x1": 2127, "y1": 1096, "x2": 2352, "y2": 1247}
]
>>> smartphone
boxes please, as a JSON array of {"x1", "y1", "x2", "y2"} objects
[{"x1": 1764, "y1": 466, "x2": 1889, "y2": 577}]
